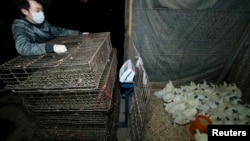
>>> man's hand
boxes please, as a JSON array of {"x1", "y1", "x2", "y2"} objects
[{"x1": 53, "y1": 44, "x2": 67, "y2": 53}]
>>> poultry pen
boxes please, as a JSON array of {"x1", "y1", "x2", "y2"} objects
[
  {"x1": 123, "y1": 0, "x2": 250, "y2": 141},
  {"x1": 0, "y1": 32, "x2": 120, "y2": 141}
]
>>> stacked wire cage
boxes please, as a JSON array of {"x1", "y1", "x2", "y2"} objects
[{"x1": 0, "y1": 32, "x2": 119, "y2": 141}]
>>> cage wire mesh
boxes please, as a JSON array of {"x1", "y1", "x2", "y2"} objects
[
  {"x1": 19, "y1": 48, "x2": 117, "y2": 112},
  {"x1": 224, "y1": 31, "x2": 250, "y2": 103},
  {"x1": 124, "y1": 37, "x2": 152, "y2": 141},
  {"x1": 0, "y1": 32, "x2": 120, "y2": 141},
  {"x1": 36, "y1": 124, "x2": 111, "y2": 141},
  {"x1": 123, "y1": 1, "x2": 250, "y2": 141},
  {"x1": 0, "y1": 32, "x2": 112, "y2": 91},
  {"x1": 131, "y1": 4, "x2": 250, "y2": 87},
  {"x1": 125, "y1": 36, "x2": 189, "y2": 141},
  {"x1": 129, "y1": 1, "x2": 250, "y2": 100},
  {"x1": 31, "y1": 48, "x2": 118, "y2": 141}
]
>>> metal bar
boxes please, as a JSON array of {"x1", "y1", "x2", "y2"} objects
[{"x1": 116, "y1": 82, "x2": 134, "y2": 127}]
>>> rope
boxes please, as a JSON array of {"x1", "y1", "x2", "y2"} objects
[{"x1": 96, "y1": 84, "x2": 113, "y2": 112}]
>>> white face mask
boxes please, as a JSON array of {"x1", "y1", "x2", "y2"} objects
[{"x1": 32, "y1": 11, "x2": 45, "y2": 24}]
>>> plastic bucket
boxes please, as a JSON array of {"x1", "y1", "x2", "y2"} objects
[{"x1": 188, "y1": 115, "x2": 212, "y2": 139}]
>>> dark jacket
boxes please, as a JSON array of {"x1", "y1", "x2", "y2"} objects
[{"x1": 12, "y1": 19, "x2": 79, "y2": 56}]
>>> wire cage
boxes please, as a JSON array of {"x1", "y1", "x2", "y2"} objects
[
  {"x1": 124, "y1": 1, "x2": 250, "y2": 140},
  {"x1": 126, "y1": 56, "x2": 152, "y2": 141},
  {"x1": 18, "y1": 49, "x2": 117, "y2": 112},
  {"x1": 34, "y1": 88, "x2": 120, "y2": 141},
  {"x1": 36, "y1": 124, "x2": 113, "y2": 141},
  {"x1": 34, "y1": 97, "x2": 120, "y2": 141},
  {"x1": 0, "y1": 32, "x2": 120, "y2": 141},
  {"x1": 0, "y1": 32, "x2": 112, "y2": 91},
  {"x1": 28, "y1": 49, "x2": 118, "y2": 141}
]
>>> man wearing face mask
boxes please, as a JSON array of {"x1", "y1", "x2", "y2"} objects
[{"x1": 12, "y1": 0, "x2": 87, "y2": 56}]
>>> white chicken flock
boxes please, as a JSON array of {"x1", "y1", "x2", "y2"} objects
[{"x1": 154, "y1": 80, "x2": 250, "y2": 125}]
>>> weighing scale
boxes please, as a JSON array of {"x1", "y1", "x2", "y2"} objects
[{"x1": 116, "y1": 59, "x2": 135, "y2": 127}]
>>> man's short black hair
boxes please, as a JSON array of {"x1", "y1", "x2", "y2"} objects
[{"x1": 16, "y1": 0, "x2": 44, "y2": 17}]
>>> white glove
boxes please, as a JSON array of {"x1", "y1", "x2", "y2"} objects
[
  {"x1": 82, "y1": 32, "x2": 89, "y2": 35},
  {"x1": 53, "y1": 44, "x2": 67, "y2": 53}
]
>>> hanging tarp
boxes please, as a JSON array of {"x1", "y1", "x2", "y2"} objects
[{"x1": 125, "y1": 0, "x2": 250, "y2": 102}]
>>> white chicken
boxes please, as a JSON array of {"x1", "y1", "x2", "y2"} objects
[
  {"x1": 172, "y1": 112, "x2": 190, "y2": 125},
  {"x1": 209, "y1": 115, "x2": 224, "y2": 125},
  {"x1": 158, "y1": 80, "x2": 248, "y2": 126},
  {"x1": 173, "y1": 93, "x2": 187, "y2": 103},
  {"x1": 164, "y1": 102, "x2": 186, "y2": 115},
  {"x1": 201, "y1": 80, "x2": 210, "y2": 90},
  {"x1": 216, "y1": 81, "x2": 228, "y2": 92},
  {"x1": 227, "y1": 83, "x2": 242, "y2": 98},
  {"x1": 164, "y1": 80, "x2": 175, "y2": 93},
  {"x1": 190, "y1": 81, "x2": 196, "y2": 88},
  {"x1": 153, "y1": 89, "x2": 165, "y2": 99},
  {"x1": 198, "y1": 104, "x2": 210, "y2": 113},
  {"x1": 187, "y1": 97, "x2": 201, "y2": 108},
  {"x1": 153, "y1": 80, "x2": 175, "y2": 99},
  {"x1": 183, "y1": 107, "x2": 198, "y2": 121},
  {"x1": 162, "y1": 91, "x2": 175, "y2": 103},
  {"x1": 194, "y1": 129, "x2": 208, "y2": 141}
]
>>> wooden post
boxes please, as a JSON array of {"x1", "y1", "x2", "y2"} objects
[
  {"x1": 124, "y1": 0, "x2": 133, "y2": 61},
  {"x1": 128, "y1": 0, "x2": 133, "y2": 37}
]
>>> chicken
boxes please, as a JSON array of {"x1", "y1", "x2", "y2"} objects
[
  {"x1": 216, "y1": 81, "x2": 228, "y2": 92},
  {"x1": 160, "y1": 80, "x2": 247, "y2": 126},
  {"x1": 153, "y1": 80, "x2": 175, "y2": 99},
  {"x1": 153, "y1": 89, "x2": 165, "y2": 99},
  {"x1": 209, "y1": 115, "x2": 224, "y2": 125},
  {"x1": 201, "y1": 80, "x2": 210, "y2": 90},
  {"x1": 162, "y1": 92, "x2": 175, "y2": 103},
  {"x1": 208, "y1": 91, "x2": 223, "y2": 101},
  {"x1": 194, "y1": 129, "x2": 208, "y2": 141},
  {"x1": 227, "y1": 83, "x2": 242, "y2": 98},
  {"x1": 198, "y1": 104, "x2": 210, "y2": 113},
  {"x1": 183, "y1": 107, "x2": 198, "y2": 121},
  {"x1": 190, "y1": 81, "x2": 196, "y2": 88},
  {"x1": 187, "y1": 96, "x2": 201, "y2": 108},
  {"x1": 164, "y1": 80, "x2": 175, "y2": 93},
  {"x1": 164, "y1": 102, "x2": 186, "y2": 115},
  {"x1": 172, "y1": 112, "x2": 190, "y2": 125},
  {"x1": 235, "y1": 104, "x2": 250, "y2": 116}
]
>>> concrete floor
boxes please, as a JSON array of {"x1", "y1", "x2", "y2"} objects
[{"x1": 0, "y1": 88, "x2": 129, "y2": 141}]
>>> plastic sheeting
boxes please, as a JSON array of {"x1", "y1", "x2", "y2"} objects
[
  {"x1": 157, "y1": 0, "x2": 217, "y2": 9},
  {"x1": 137, "y1": 0, "x2": 250, "y2": 10},
  {"x1": 125, "y1": 0, "x2": 250, "y2": 102}
]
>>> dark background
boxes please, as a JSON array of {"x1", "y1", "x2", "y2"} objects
[{"x1": 0, "y1": 0, "x2": 125, "y2": 89}]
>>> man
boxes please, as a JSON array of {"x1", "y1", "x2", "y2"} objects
[{"x1": 12, "y1": 0, "x2": 87, "y2": 56}]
